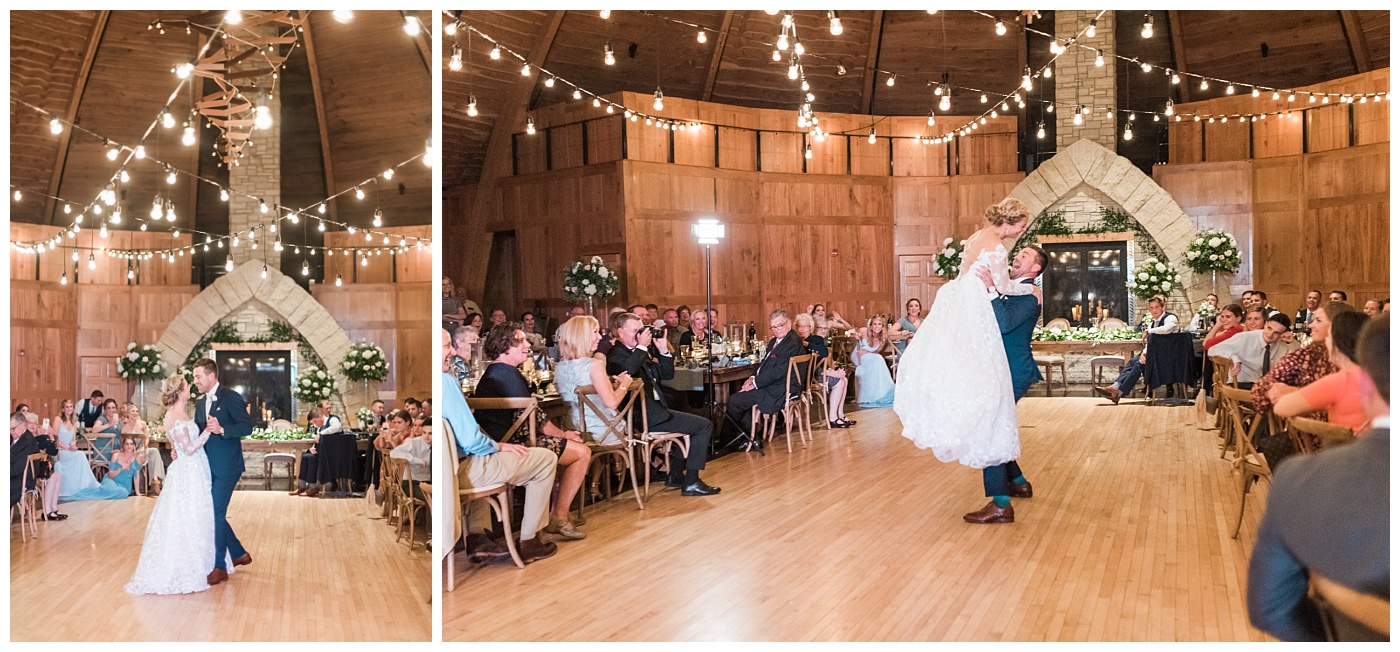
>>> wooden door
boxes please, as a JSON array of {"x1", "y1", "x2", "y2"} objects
[
  {"x1": 898, "y1": 255, "x2": 944, "y2": 314},
  {"x1": 79, "y1": 356, "x2": 129, "y2": 404}
]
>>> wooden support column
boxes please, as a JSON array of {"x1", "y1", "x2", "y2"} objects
[
  {"x1": 1338, "y1": 11, "x2": 1371, "y2": 73},
  {"x1": 300, "y1": 13, "x2": 340, "y2": 223},
  {"x1": 860, "y1": 11, "x2": 885, "y2": 115},
  {"x1": 1167, "y1": 10, "x2": 1190, "y2": 103}
]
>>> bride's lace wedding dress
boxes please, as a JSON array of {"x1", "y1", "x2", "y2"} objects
[
  {"x1": 124, "y1": 418, "x2": 216, "y2": 595},
  {"x1": 894, "y1": 237, "x2": 1034, "y2": 468}
]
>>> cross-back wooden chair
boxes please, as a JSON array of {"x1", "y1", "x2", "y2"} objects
[
  {"x1": 753, "y1": 354, "x2": 815, "y2": 453},
  {"x1": 1210, "y1": 356, "x2": 1239, "y2": 449},
  {"x1": 1287, "y1": 416, "x2": 1355, "y2": 455},
  {"x1": 445, "y1": 419, "x2": 524, "y2": 593},
  {"x1": 83, "y1": 428, "x2": 116, "y2": 481},
  {"x1": 804, "y1": 353, "x2": 833, "y2": 432},
  {"x1": 635, "y1": 391, "x2": 690, "y2": 502},
  {"x1": 11, "y1": 453, "x2": 44, "y2": 542},
  {"x1": 465, "y1": 397, "x2": 539, "y2": 448},
  {"x1": 573, "y1": 379, "x2": 645, "y2": 516},
  {"x1": 1311, "y1": 573, "x2": 1391, "y2": 640},
  {"x1": 1219, "y1": 386, "x2": 1271, "y2": 539}
]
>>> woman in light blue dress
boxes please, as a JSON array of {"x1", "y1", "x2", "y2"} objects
[
  {"x1": 891, "y1": 298, "x2": 923, "y2": 354},
  {"x1": 53, "y1": 399, "x2": 99, "y2": 497},
  {"x1": 852, "y1": 316, "x2": 896, "y2": 407},
  {"x1": 65, "y1": 436, "x2": 142, "y2": 501}
]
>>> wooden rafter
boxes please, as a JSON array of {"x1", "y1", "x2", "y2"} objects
[
  {"x1": 44, "y1": 10, "x2": 110, "y2": 225},
  {"x1": 462, "y1": 10, "x2": 565, "y2": 300},
  {"x1": 186, "y1": 31, "x2": 205, "y2": 233},
  {"x1": 300, "y1": 11, "x2": 339, "y2": 223},
  {"x1": 701, "y1": 11, "x2": 735, "y2": 102},
  {"x1": 860, "y1": 11, "x2": 885, "y2": 115},
  {"x1": 403, "y1": 10, "x2": 432, "y2": 72},
  {"x1": 1167, "y1": 10, "x2": 1190, "y2": 103},
  {"x1": 1338, "y1": 11, "x2": 1371, "y2": 73}
]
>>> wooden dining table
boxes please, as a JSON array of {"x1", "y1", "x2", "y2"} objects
[{"x1": 1030, "y1": 339, "x2": 1144, "y2": 362}]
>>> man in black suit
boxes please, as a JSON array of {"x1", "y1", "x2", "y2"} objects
[
  {"x1": 605, "y1": 312, "x2": 720, "y2": 496},
  {"x1": 1247, "y1": 313, "x2": 1390, "y2": 641},
  {"x1": 726, "y1": 309, "x2": 808, "y2": 452},
  {"x1": 1294, "y1": 290, "x2": 1322, "y2": 329},
  {"x1": 77, "y1": 390, "x2": 104, "y2": 429},
  {"x1": 10, "y1": 411, "x2": 39, "y2": 508}
]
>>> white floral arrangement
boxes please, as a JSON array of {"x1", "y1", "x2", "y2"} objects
[
  {"x1": 295, "y1": 368, "x2": 335, "y2": 403},
  {"x1": 356, "y1": 406, "x2": 375, "y2": 426},
  {"x1": 1182, "y1": 228, "x2": 1242, "y2": 274},
  {"x1": 933, "y1": 237, "x2": 966, "y2": 280},
  {"x1": 1125, "y1": 257, "x2": 1182, "y2": 300},
  {"x1": 563, "y1": 255, "x2": 619, "y2": 302},
  {"x1": 1195, "y1": 300, "x2": 1219, "y2": 324},
  {"x1": 118, "y1": 342, "x2": 165, "y2": 381},
  {"x1": 340, "y1": 342, "x2": 389, "y2": 382}
]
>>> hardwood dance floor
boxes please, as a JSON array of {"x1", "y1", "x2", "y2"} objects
[
  {"x1": 446, "y1": 398, "x2": 1270, "y2": 641},
  {"x1": 11, "y1": 492, "x2": 430, "y2": 641}
]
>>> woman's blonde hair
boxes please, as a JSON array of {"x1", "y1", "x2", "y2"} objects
[
  {"x1": 558, "y1": 315, "x2": 601, "y2": 361},
  {"x1": 985, "y1": 197, "x2": 1031, "y2": 227},
  {"x1": 865, "y1": 315, "x2": 888, "y2": 346},
  {"x1": 793, "y1": 312, "x2": 815, "y2": 330},
  {"x1": 160, "y1": 375, "x2": 188, "y2": 408}
]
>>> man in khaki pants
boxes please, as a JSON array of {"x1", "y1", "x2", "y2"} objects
[{"x1": 441, "y1": 329, "x2": 559, "y2": 565}]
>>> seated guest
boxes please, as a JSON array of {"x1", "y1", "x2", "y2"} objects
[
  {"x1": 606, "y1": 313, "x2": 719, "y2": 495},
  {"x1": 1269, "y1": 311, "x2": 1372, "y2": 434},
  {"x1": 1188, "y1": 294, "x2": 1221, "y2": 331},
  {"x1": 25, "y1": 413, "x2": 66, "y2": 520},
  {"x1": 1294, "y1": 290, "x2": 1322, "y2": 328},
  {"x1": 1207, "y1": 313, "x2": 1297, "y2": 389},
  {"x1": 1252, "y1": 302, "x2": 1355, "y2": 416},
  {"x1": 1203, "y1": 304, "x2": 1246, "y2": 352},
  {"x1": 708, "y1": 308, "x2": 721, "y2": 333},
  {"x1": 421, "y1": 399, "x2": 432, "y2": 418},
  {"x1": 1243, "y1": 307, "x2": 1266, "y2": 331},
  {"x1": 293, "y1": 400, "x2": 342, "y2": 497},
  {"x1": 1383, "y1": 299, "x2": 1391, "y2": 313},
  {"x1": 888, "y1": 298, "x2": 924, "y2": 353},
  {"x1": 554, "y1": 305, "x2": 587, "y2": 345},
  {"x1": 53, "y1": 399, "x2": 98, "y2": 497},
  {"x1": 661, "y1": 309, "x2": 683, "y2": 351},
  {"x1": 475, "y1": 323, "x2": 592, "y2": 538},
  {"x1": 442, "y1": 329, "x2": 558, "y2": 565},
  {"x1": 390, "y1": 417, "x2": 431, "y2": 504},
  {"x1": 554, "y1": 316, "x2": 633, "y2": 446},
  {"x1": 1329, "y1": 289, "x2": 1347, "y2": 303},
  {"x1": 1247, "y1": 313, "x2": 1389, "y2": 641},
  {"x1": 677, "y1": 309, "x2": 721, "y2": 349},
  {"x1": 728, "y1": 310, "x2": 809, "y2": 449},
  {"x1": 1254, "y1": 290, "x2": 1280, "y2": 317},
  {"x1": 367, "y1": 399, "x2": 388, "y2": 430},
  {"x1": 403, "y1": 397, "x2": 422, "y2": 420},
  {"x1": 810, "y1": 304, "x2": 854, "y2": 339},
  {"x1": 90, "y1": 398, "x2": 123, "y2": 463},
  {"x1": 1362, "y1": 299, "x2": 1381, "y2": 317},
  {"x1": 10, "y1": 412, "x2": 39, "y2": 509},
  {"x1": 77, "y1": 390, "x2": 105, "y2": 429},
  {"x1": 65, "y1": 435, "x2": 143, "y2": 502},
  {"x1": 521, "y1": 312, "x2": 546, "y2": 352},
  {"x1": 1094, "y1": 295, "x2": 1179, "y2": 404},
  {"x1": 121, "y1": 402, "x2": 163, "y2": 496},
  {"x1": 852, "y1": 315, "x2": 896, "y2": 407},
  {"x1": 442, "y1": 276, "x2": 467, "y2": 328},
  {"x1": 489, "y1": 309, "x2": 507, "y2": 326},
  {"x1": 593, "y1": 307, "x2": 627, "y2": 361},
  {"x1": 644, "y1": 304, "x2": 660, "y2": 326},
  {"x1": 449, "y1": 325, "x2": 480, "y2": 381},
  {"x1": 795, "y1": 312, "x2": 854, "y2": 428},
  {"x1": 464, "y1": 312, "x2": 485, "y2": 332},
  {"x1": 375, "y1": 409, "x2": 414, "y2": 449},
  {"x1": 676, "y1": 305, "x2": 691, "y2": 328}
]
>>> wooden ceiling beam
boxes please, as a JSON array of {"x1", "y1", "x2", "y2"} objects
[
  {"x1": 186, "y1": 31, "x2": 205, "y2": 236},
  {"x1": 701, "y1": 11, "x2": 735, "y2": 102},
  {"x1": 43, "y1": 10, "x2": 110, "y2": 225},
  {"x1": 300, "y1": 11, "x2": 340, "y2": 223},
  {"x1": 1338, "y1": 10, "x2": 1371, "y2": 73},
  {"x1": 402, "y1": 10, "x2": 432, "y2": 73},
  {"x1": 860, "y1": 11, "x2": 885, "y2": 115},
  {"x1": 1167, "y1": 10, "x2": 1191, "y2": 103},
  {"x1": 462, "y1": 10, "x2": 565, "y2": 300}
]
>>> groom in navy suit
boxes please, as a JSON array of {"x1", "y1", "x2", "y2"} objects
[
  {"x1": 192, "y1": 358, "x2": 254, "y2": 585},
  {"x1": 966, "y1": 246, "x2": 1047, "y2": 524}
]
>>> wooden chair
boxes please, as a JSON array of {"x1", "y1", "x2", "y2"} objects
[
  {"x1": 573, "y1": 380, "x2": 645, "y2": 515},
  {"x1": 83, "y1": 429, "x2": 115, "y2": 481},
  {"x1": 1287, "y1": 416, "x2": 1355, "y2": 454},
  {"x1": 11, "y1": 454, "x2": 43, "y2": 542},
  {"x1": 804, "y1": 354, "x2": 833, "y2": 432},
  {"x1": 464, "y1": 397, "x2": 539, "y2": 448},
  {"x1": 1311, "y1": 573, "x2": 1391, "y2": 640},
  {"x1": 1090, "y1": 318, "x2": 1131, "y2": 385},
  {"x1": 394, "y1": 461, "x2": 429, "y2": 551},
  {"x1": 1219, "y1": 386, "x2": 1270, "y2": 539},
  {"x1": 1034, "y1": 353, "x2": 1068, "y2": 395},
  {"x1": 374, "y1": 438, "x2": 399, "y2": 520},
  {"x1": 752, "y1": 354, "x2": 815, "y2": 453},
  {"x1": 1099, "y1": 317, "x2": 1128, "y2": 330},
  {"x1": 444, "y1": 420, "x2": 524, "y2": 592},
  {"x1": 262, "y1": 453, "x2": 297, "y2": 491},
  {"x1": 1045, "y1": 317, "x2": 1072, "y2": 330},
  {"x1": 635, "y1": 393, "x2": 690, "y2": 501}
]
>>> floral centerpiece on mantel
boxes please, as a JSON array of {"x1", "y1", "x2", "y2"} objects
[
  {"x1": 341, "y1": 342, "x2": 389, "y2": 382},
  {"x1": 1181, "y1": 228, "x2": 1242, "y2": 275},
  {"x1": 1033, "y1": 327, "x2": 1141, "y2": 342},
  {"x1": 119, "y1": 343, "x2": 165, "y2": 381},
  {"x1": 1125, "y1": 257, "x2": 1182, "y2": 301},
  {"x1": 563, "y1": 256, "x2": 619, "y2": 311},
  {"x1": 295, "y1": 368, "x2": 335, "y2": 403}
]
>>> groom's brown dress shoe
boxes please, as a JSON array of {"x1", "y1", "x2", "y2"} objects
[
  {"x1": 232, "y1": 553, "x2": 253, "y2": 567},
  {"x1": 207, "y1": 568, "x2": 229, "y2": 585},
  {"x1": 1010, "y1": 481, "x2": 1033, "y2": 499},
  {"x1": 963, "y1": 501, "x2": 1015, "y2": 524},
  {"x1": 289, "y1": 486, "x2": 305, "y2": 496},
  {"x1": 1093, "y1": 385, "x2": 1121, "y2": 405}
]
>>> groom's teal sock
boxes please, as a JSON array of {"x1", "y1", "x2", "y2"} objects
[
  {"x1": 1012, "y1": 475, "x2": 1028, "y2": 486},
  {"x1": 992, "y1": 495, "x2": 1011, "y2": 508}
]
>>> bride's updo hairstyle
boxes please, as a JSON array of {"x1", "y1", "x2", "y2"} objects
[
  {"x1": 161, "y1": 375, "x2": 188, "y2": 407},
  {"x1": 985, "y1": 197, "x2": 1031, "y2": 227}
]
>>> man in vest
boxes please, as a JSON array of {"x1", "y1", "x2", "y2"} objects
[{"x1": 1094, "y1": 295, "x2": 1178, "y2": 404}]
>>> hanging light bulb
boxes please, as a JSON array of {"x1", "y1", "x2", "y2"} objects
[
  {"x1": 1073, "y1": 111, "x2": 1083, "y2": 126},
  {"x1": 225, "y1": 10, "x2": 242, "y2": 25},
  {"x1": 260, "y1": 264, "x2": 268, "y2": 279},
  {"x1": 1087, "y1": 18, "x2": 1098, "y2": 38},
  {"x1": 383, "y1": 168, "x2": 394, "y2": 180},
  {"x1": 653, "y1": 89, "x2": 665, "y2": 111},
  {"x1": 1164, "y1": 99, "x2": 1175, "y2": 116},
  {"x1": 1036, "y1": 121, "x2": 1046, "y2": 139},
  {"x1": 60, "y1": 271, "x2": 68, "y2": 286},
  {"x1": 995, "y1": 19, "x2": 1006, "y2": 36},
  {"x1": 301, "y1": 260, "x2": 310, "y2": 276},
  {"x1": 793, "y1": 41, "x2": 805, "y2": 56},
  {"x1": 354, "y1": 186, "x2": 365, "y2": 200},
  {"x1": 333, "y1": 10, "x2": 353, "y2": 23},
  {"x1": 572, "y1": 88, "x2": 583, "y2": 100},
  {"x1": 1123, "y1": 123, "x2": 1133, "y2": 140},
  {"x1": 120, "y1": 168, "x2": 131, "y2": 183},
  {"x1": 161, "y1": 108, "x2": 176, "y2": 129},
  {"x1": 1226, "y1": 84, "x2": 1235, "y2": 95},
  {"x1": 938, "y1": 94, "x2": 951, "y2": 112},
  {"x1": 1252, "y1": 87, "x2": 1261, "y2": 97},
  {"x1": 697, "y1": 30, "x2": 707, "y2": 44},
  {"x1": 886, "y1": 74, "x2": 896, "y2": 87},
  {"x1": 466, "y1": 95, "x2": 478, "y2": 117},
  {"x1": 182, "y1": 124, "x2": 196, "y2": 146},
  {"x1": 1141, "y1": 62, "x2": 1152, "y2": 73},
  {"x1": 1200, "y1": 78, "x2": 1209, "y2": 91},
  {"x1": 254, "y1": 104, "x2": 273, "y2": 130},
  {"x1": 335, "y1": 273, "x2": 343, "y2": 287},
  {"x1": 219, "y1": 188, "x2": 230, "y2": 201},
  {"x1": 520, "y1": 62, "x2": 531, "y2": 76},
  {"x1": 88, "y1": 253, "x2": 96, "y2": 270},
  {"x1": 175, "y1": 63, "x2": 194, "y2": 79},
  {"x1": 543, "y1": 76, "x2": 555, "y2": 88},
  {"x1": 489, "y1": 44, "x2": 501, "y2": 60},
  {"x1": 259, "y1": 200, "x2": 269, "y2": 214},
  {"x1": 788, "y1": 60, "x2": 799, "y2": 80},
  {"x1": 600, "y1": 10, "x2": 610, "y2": 19},
  {"x1": 868, "y1": 127, "x2": 877, "y2": 144},
  {"x1": 837, "y1": 62, "x2": 847, "y2": 75},
  {"x1": 593, "y1": 97, "x2": 601, "y2": 107},
  {"x1": 1272, "y1": 91, "x2": 1280, "y2": 100},
  {"x1": 604, "y1": 42, "x2": 615, "y2": 65},
  {"x1": 448, "y1": 44, "x2": 463, "y2": 71},
  {"x1": 49, "y1": 116, "x2": 64, "y2": 134},
  {"x1": 804, "y1": 144, "x2": 812, "y2": 159},
  {"x1": 1171, "y1": 72, "x2": 1181, "y2": 85},
  {"x1": 1001, "y1": 101, "x2": 1010, "y2": 112},
  {"x1": 980, "y1": 94, "x2": 988, "y2": 104},
  {"x1": 1095, "y1": 50, "x2": 1105, "y2": 67},
  {"x1": 403, "y1": 15, "x2": 421, "y2": 36},
  {"x1": 927, "y1": 111, "x2": 936, "y2": 126},
  {"x1": 373, "y1": 209, "x2": 383, "y2": 227},
  {"x1": 150, "y1": 196, "x2": 164, "y2": 221},
  {"x1": 317, "y1": 220, "x2": 325, "y2": 232},
  {"x1": 525, "y1": 116, "x2": 536, "y2": 134},
  {"x1": 12, "y1": 189, "x2": 21, "y2": 202},
  {"x1": 361, "y1": 255, "x2": 368, "y2": 267},
  {"x1": 1141, "y1": 13, "x2": 1154, "y2": 38},
  {"x1": 1043, "y1": 65, "x2": 1052, "y2": 78},
  {"x1": 107, "y1": 142, "x2": 120, "y2": 160},
  {"x1": 72, "y1": 249, "x2": 79, "y2": 262},
  {"x1": 286, "y1": 210, "x2": 299, "y2": 224}
]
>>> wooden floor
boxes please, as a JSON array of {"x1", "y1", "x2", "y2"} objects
[
  {"x1": 11, "y1": 492, "x2": 431, "y2": 641},
  {"x1": 445, "y1": 398, "x2": 1271, "y2": 641}
]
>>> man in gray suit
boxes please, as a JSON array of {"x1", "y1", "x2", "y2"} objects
[{"x1": 1247, "y1": 313, "x2": 1389, "y2": 641}]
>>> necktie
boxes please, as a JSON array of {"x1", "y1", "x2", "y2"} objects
[{"x1": 1262, "y1": 343, "x2": 1272, "y2": 375}]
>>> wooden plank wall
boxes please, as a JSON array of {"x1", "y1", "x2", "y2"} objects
[
  {"x1": 312, "y1": 281, "x2": 433, "y2": 405},
  {"x1": 322, "y1": 225, "x2": 432, "y2": 286}
]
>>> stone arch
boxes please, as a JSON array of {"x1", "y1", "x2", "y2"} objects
[
  {"x1": 1007, "y1": 138, "x2": 1208, "y2": 311},
  {"x1": 149, "y1": 261, "x2": 369, "y2": 418}
]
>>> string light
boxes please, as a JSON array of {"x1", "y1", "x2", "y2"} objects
[
  {"x1": 1095, "y1": 51, "x2": 1105, "y2": 67},
  {"x1": 332, "y1": 10, "x2": 353, "y2": 24},
  {"x1": 466, "y1": 95, "x2": 478, "y2": 117},
  {"x1": 403, "y1": 15, "x2": 421, "y2": 37},
  {"x1": 489, "y1": 44, "x2": 501, "y2": 60},
  {"x1": 1036, "y1": 121, "x2": 1046, "y2": 139},
  {"x1": 1087, "y1": 18, "x2": 1098, "y2": 38},
  {"x1": 449, "y1": 44, "x2": 463, "y2": 71},
  {"x1": 868, "y1": 127, "x2": 876, "y2": 144},
  {"x1": 182, "y1": 124, "x2": 196, "y2": 146},
  {"x1": 995, "y1": 19, "x2": 1006, "y2": 36},
  {"x1": 828, "y1": 11, "x2": 843, "y2": 36},
  {"x1": 47, "y1": 117, "x2": 62, "y2": 135},
  {"x1": 653, "y1": 89, "x2": 665, "y2": 111},
  {"x1": 697, "y1": 30, "x2": 707, "y2": 44},
  {"x1": 1141, "y1": 14, "x2": 1154, "y2": 38},
  {"x1": 604, "y1": 42, "x2": 615, "y2": 66},
  {"x1": 599, "y1": 10, "x2": 610, "y2": 19}
]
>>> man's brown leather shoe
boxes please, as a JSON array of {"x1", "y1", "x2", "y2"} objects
[
  {"x1": 1093, "y1": 385, "x2": 1121, "y2": 405},
  {"x1": 289, "y1": 486, "x2": 305, "y2": 496},
  {"x1": 518, "y1": 537, "x2": 557, "y2": 564},
  {"x1": 963, "y1": 501, "x2": 1015, "y2": 524},
  {"x1": 304, "y1": 486, "x2": 320, "y2": 497},
  {"x1": 1009, "y1": 481, "x2": 1033, "y2": 499},
  {"x1": 207, "y1": 568, "x2": 229, "y2": 585},
  {"x1": 232, "y1": 553, "x2": 252, "y2": 567}
]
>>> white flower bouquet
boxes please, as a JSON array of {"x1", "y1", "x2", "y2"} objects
[
  {"x1": 1182, "y1": 228, "x2": 1241, "y2": 274},
  {"x1": 933, "y1": 237, "x2": 966, "y2": 280},
  {"x1": 563, "y1": 256, "x2": 619, "y2": 302},
  {"x1": 295, "y1": 367, "x2": 335, "y2": 403},
  {"x1": 1125, "y1": 257, "x2": 1182, "y2": 300},
  {"x1": 117, "y1": 343, "x2": 165, "y2": 381},
  {"x1": 1195, "y1": 300, "x2": 1219, "y2": 324},
  {"x1": 340, "y1": 342, "x2": 389, "y2": 382}
]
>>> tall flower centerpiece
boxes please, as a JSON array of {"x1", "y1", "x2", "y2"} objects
[
  {"x1": 118, "y1": 343, "x2": 165, "y2": 414},
  {"x1": 932, "y1": 237, "x2": 966, "y2": 280},
  {"x1": 563, "y1": 255, "x2": 620, "y2": 316},
  {"x1": 1125, "y1": 257, "x2": 1182, "y2": 300},
  {"x1": 341, "y1": 341, "x2": 389, "y2": 405},
  {"x1": 1182, "y1": 228, "x2": 1242, "y2": 295},
  {"x1": 295, "y1": 368, "x2": 335, "y2": 406}
]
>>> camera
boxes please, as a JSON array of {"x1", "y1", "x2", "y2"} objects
[{"x1": 649, "y1": 326, "x2": 665, "y2": 339}]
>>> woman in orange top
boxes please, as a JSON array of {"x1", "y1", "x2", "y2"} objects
[{"x1": 1269, "y1": 311, "x2": 1371, "y2": 433}]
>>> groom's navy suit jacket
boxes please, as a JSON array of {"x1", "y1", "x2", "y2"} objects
[
  {"x1": 194, "y1": 384, "x2": 254, "y2": 476},
  {"x1": 991, "y1": 278, "x2": 1043, "y2": 401}
]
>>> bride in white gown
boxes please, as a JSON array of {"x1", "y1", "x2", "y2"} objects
[
  {"x1": 124, "y1": 375, "x2": 216, "y2": 595},
  {"x1": 894, "y1": 198, "x2": 1037, "y2": 468}
]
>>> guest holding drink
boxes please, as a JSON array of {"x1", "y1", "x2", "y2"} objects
[{"x1": 889, "y1": 298, "x2": 924, "y2": 353}]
